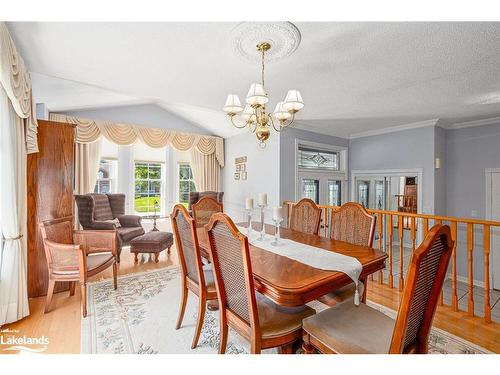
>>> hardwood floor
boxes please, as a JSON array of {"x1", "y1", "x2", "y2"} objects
[
  {"x1": 1, "y1": 244, "x2": 179, "y2": 354},
  {"x1": 367, "y1": 280, "x2": 500, "y2": 353},
  {"x1": 2, "y1": 241, "x2": 499, "y2": 354}
]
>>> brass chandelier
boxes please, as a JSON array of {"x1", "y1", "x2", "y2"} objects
[{"x1": 222, "y1": 42, "x2": 304, "y2": 148}]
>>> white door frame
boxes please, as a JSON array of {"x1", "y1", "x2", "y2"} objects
[
  {"x1": 350, "y1": 169, "x2": 423, "y2": 214},
  {"x1": 485, "y1": 168, "x2": 500, "y2": 290}
]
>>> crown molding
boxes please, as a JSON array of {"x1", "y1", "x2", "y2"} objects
[
  {"x1": 445, "y1": 116, "x2": 500, "y2": 130},
  {"x1": 348, "y1": 118, "x2": 440, "y2": 139}
]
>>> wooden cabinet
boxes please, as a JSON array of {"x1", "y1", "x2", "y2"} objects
[{"x1": 27, "y1": 120, "x2": 75, "y2": 297}]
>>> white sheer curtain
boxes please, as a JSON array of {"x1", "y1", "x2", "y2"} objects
[
  {"x1": 0, "y1": 85, "x2": 29, "y2": 325},
  {"x1": 189, "y1": 149, "x2": 221, "y2": 192}
]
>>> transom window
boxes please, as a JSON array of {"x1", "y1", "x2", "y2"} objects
[
  {"x1": 298, "y1": 147, "x2": 339, "y2": 171},
  {"x1": 134, "y1": 161, "x2": 163, "y2": 213}
]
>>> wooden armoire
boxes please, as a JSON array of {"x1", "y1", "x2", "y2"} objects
[{"x1": 27, "y1": 120, "x2": 75, "y2": 298}]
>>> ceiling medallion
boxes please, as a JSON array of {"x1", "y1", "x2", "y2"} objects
[
  {"x1": 223, "y1": 39, "x2": 304, "y2": 148},
  {"x1": 231, "y1": 22, "x2": 301, "y2": 63}
]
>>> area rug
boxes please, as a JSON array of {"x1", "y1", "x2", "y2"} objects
[{"x1": 81, "y1": 267, "x2": 491, "y2": 354}]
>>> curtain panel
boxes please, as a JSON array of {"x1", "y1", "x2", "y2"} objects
[
  {"x1": 0, "y1": 22, "x2": 38, "y2": 154},
  {"x1": 49, "y1": 113, "x2": 225, "y2": 168},
  {"x1": 0, "y1": 86, "x2": 30, "y2": 325},
  {"x1": 190, "y1": 149, "x2": 221, "y2": 192}
]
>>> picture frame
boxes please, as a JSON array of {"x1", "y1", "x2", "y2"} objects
[
  {"x1": 234, "y1": 172, "x2": 240, "y2": 180},
  {"x1": 241, "y1": 172, "x2": 247, "y2": 180}
]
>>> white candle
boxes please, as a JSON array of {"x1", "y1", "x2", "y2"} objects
[
  {"x1": 245, "y1": 197, "x2": 254, "y2": 210},
  {"x1": 258, "y1": 193, "x2": 267, "y2": 206},
  {"x1": 273, "y1": 206, "x2": 282, "y2": 221}
]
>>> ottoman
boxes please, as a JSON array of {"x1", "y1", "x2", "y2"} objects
[{"x1": 130, "y1": 231, "x2": 173, "y2": 263}]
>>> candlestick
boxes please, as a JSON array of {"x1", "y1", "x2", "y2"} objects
[
  {"x1": 246, "y1": 209, "x2": 253, "y2": 235},
  {"x1": 272, "y1": 206, "x2": 283, "y2": 222},
  {"x1": 271, "y1": 219, "x2": 282, "y2": 246},
  {"x1": 258, "y1": 193, "x2": 267, "y2": 206},
  {"x1": 257, "y1": 203, "x2": 267, "y2": 241},
  {"x1": 245, "y1": 197, "x2": 254, "y2": 210}
]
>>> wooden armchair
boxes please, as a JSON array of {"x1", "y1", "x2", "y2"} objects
[
  {"x1": 192, "y1": 196, "x2": 223, "y2": 228},
  {"x1": 206, "y1": 213, "x2": 315, "y2": 354},
  {"x1": 170, "y1": 204, "x2": 218, "y2": 349},
  {"x1": 39, "y1": 216, "x2": 118, "y2": 317},
  {"x1": 303, "y1": 224, "x2": 453, "y2": 354},
  {"x1": 289, "y1": 198, "x2": 322, "y2": 235}
]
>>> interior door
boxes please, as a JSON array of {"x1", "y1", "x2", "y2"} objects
[{"x1": 490, "y1": 172, "x2": 500, "y2": 290}]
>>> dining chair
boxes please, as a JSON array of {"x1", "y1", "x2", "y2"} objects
[
  {"x1": 39, "y1": 216, "x2": 118, "y2": 318},
  {"x1": 289, "y1": 198, "x2": 322, "y2": 235},
  {"x1": 192, "y1": 196, "x2": 223, "y2": 228},
  {"x1": 325, "y1": 202, "x2": 376, "y2": 304},
  {"x1": 302, "y1": 224, "x2": 453, "y2": 354},
  {"x1": 171, "y1": 204, "x2": 218, "y2": 349},
  {"x1": 205, "y1": 212, "x2": 315, "y2": 354}
]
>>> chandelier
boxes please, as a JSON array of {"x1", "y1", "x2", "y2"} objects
[{"x1": 222, "y1": 42, "x2": 304, "y2": 148}]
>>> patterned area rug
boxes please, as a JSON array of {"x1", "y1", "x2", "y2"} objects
[{"x1": 81, "y1": 267, "x2": 491, "y2": 354}]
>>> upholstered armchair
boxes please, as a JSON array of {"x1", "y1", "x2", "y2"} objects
[
  {"x1": 74, "y1": 193, "x2": 145, "y2": 261},
  {"x1": 188, "y1": 191, "x2": 224, "y2": 212},
  {"x1": 39, "y1": 216, "x2": 118, "y2": 317}
]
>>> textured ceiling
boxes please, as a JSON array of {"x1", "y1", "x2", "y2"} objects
[{"x1": 7, "y1": 22, "x2": 500, "y2": 138}]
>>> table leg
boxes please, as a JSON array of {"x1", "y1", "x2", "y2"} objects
[
  {"x1": 154, "y1": 253, "x2": 159, "y2": 263},
  {"x1": 134, "y1": 253, "x2": 138, "y2": 264}
]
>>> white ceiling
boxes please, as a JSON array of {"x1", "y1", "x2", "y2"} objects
[{"x1": 7, "y1": 22, "x2": 500, "y2": 138}]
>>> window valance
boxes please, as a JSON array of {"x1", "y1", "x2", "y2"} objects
[
  {"x1": 49, "y1": 113, "x2": 225, "y2": 167},
  {"x1": 0, "y1": 23, "x2": 38, "y2": 153}
]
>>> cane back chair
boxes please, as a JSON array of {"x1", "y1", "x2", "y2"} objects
[
  {"x1": 288, "y1": 198, "x2": 322, "y2": 235},
  {"x1": 39, "y1": 216, "x2": 118, "y2": 317},
  {"x1": 324, "y1": 202, "x2": 376, "y2": 304},
  {"x1": 206, "y1": 213, "x2": 315, "y2": 354},
  {"x1": 171, "y1": 204, "x2": 218, "y2": 349},
  {"x1": 192, "y1": 196, "x2": 223, "y2": 228},
  {"x1": 303, "y1": 224, "x2": 454, "y2": 354}
]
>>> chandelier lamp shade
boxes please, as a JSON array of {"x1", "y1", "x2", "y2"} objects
[{"x1": 222, "y1": 41, "x2": 304, "y2": 147}]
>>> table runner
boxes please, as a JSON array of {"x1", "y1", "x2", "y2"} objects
[{"x1": 237, "y1": 226, "x2": 362, "y2": 305}]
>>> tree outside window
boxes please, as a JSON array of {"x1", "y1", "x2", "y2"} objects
[
  {"x1": 179, "y1": 163, "x2": 195, "y2": 208},
  {"x1": 135, "y1": 162, "x2": 163, "y2": 213}
]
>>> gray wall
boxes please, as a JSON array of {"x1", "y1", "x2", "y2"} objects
[
  {"x1": 280, "y1": 127, "x2": 349, "y2": 204},
  {"x1": 434, "y1": 126, "x2": 447, "y2": 215},
  {"x1": 446, "y1": 122, "x2": 500, "y2": 283},
  {"x1": 348, "y1": 126, "x2": 436, "y2": 214},
  {"x1": 222, "y1": 131, "x2": 280, "y2": 224},
  {"x1": 61, "y1": 103, "x2": 211, "y2": 135}
]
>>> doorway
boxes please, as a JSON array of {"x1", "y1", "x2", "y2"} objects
[{"x1": 486, "y1": 169, "x2": 500, "y2": 290}]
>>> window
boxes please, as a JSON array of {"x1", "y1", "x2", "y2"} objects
[
  {"x1": 179, "y1": 163, "x2": 196, "y2": 208},
  {"x1": 301, "y1": 179, "x2": 320, "y2": 203},
  {"x1": 328, "y1": 180, "x2": 342, "y2": 206},
  {"x1": 94, "y1": 159, "x2": 117, "y2": 193},
  {"x1": 357, "y1": 180, "x2": 370, "y2": 208},
  {"x1": 298, "y1": 147, "x2": 339, "y2": 171},
  {"x1": 134, "y1": 161, "x2": 163, "y2": 213}
]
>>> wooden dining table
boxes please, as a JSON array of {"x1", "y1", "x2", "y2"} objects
[{"x1": 196, "y1": 222, "x2": 387, "y2": 307}]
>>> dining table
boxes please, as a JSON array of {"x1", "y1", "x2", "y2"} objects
[{"x1": 196, "y1": 222, "x2": 388, "y2": 307}]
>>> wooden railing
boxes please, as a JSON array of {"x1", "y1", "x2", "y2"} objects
[{"x1": 283, "y1": 201, "x2": 500, "y2": 323}]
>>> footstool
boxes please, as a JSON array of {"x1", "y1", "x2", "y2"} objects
[{"x1": 130, "y1": 231, "x2": 173, "y2": 263}]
